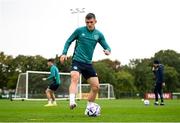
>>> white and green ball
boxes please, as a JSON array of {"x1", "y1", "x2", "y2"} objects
[
  {"x1": 85, "y1": 103, "x2": 101, "y2": 117},
  {"x1": 144, "y1": 99, "x2": 150, "y2": 105}
]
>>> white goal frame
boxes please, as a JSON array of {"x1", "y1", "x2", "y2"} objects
[
  {"x1": 14, "y1": 71, "x2": 115, "y2": 100},
  {"x1": 80, "y1": 83, "x2": 115, "y2": 99},
  {"x1": 14, "y1": 71, "x2": 82, "y2": 100}
]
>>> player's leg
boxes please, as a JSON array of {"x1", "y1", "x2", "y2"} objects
[
  {"x1": 82, "y1": 64, "x2": 100, "y2": 115},
  {"x1": 82, "y1": 64, "x2": 99, "y2": 105},
  {"x1": 45, "y1": 83, "x2": 59, "y2": 106},
  {"x1": 154, "y1": 84, "x2": 159, "y2": 105},
  {"x1": 44, "y1": 88, "x2": 53, "y2": 106},
  {"x1": 158, "y1": 84, "x2": 164, "y2": 105},
  {"x1": 69, "y1": 71, "x2": 80, "y2": 109},
  {"x1": 46, "y1": 88, "x2": 52, "y2": 103},
  {"x1": 50, "y1": 91, "x2": 57, "y2": 106},
  {"x1": 49, "y1": 83, "x2": 59, "y2": 106},
  {"x1": 87, "y1": 77, "x2": 99, "y2": 102}
]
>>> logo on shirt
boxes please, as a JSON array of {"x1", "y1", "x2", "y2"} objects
[
  {"x1": 81, "y1": 33, "x2": 85, "y2": 36},
  {"x1": 94, "y1": 34, "x2": 99, "y2": 40},
  {"x1": 73, "y1": 66, "x2": 78, "y2": 70}
]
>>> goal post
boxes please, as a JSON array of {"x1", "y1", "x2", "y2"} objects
[{"x1": 14, "y1": 73, "x2": 26, "y2": 100}]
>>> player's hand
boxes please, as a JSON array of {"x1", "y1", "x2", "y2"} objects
[
  {"x1": 42, "y1": 78, "x2": 47, "y2": 81},
  {"x1": 60, "y1": 55, "x2": 68, "y2": 64},
  {"x1": 162, "y1": 82, "x2": 165, "y2": 87},
  {"x1": 152, "y1": 66, "x2": 155, "y2": 71},
  {"x1": 103, "y1": 50, "x2": 111, "y2": 56}
]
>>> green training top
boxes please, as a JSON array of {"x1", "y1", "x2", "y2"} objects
[
  {"x1": 62, "y1": 26, "x2": 111, "y2": 64},
  {"x1": 47, "y1": 65, "x2": 60, "y2": 84}
]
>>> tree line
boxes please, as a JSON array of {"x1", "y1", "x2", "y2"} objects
[{"x1": 0, "y1": 49, "x2": 180, "y2": 98}]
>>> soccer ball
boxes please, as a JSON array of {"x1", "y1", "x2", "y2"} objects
[
  {"x1": 144, "y1": 99, "x2": 150, "y2": 105},
  {"x1": 84, "y1": 103, "x2": 101, "y2": 117}
]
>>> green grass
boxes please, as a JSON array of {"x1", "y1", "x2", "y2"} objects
[{"x1": 0, "y1": 99, "x2": 180, "y2": 122}]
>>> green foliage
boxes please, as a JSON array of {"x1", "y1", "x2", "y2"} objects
[
  {"x1": 94, "y1": 62, "x2": 116, "y2": 84},
  {"x1": 6, "y1": 73, "x2": 19, "y2": 89},
  {"x1": 94, "y1": 60, "x2": 137, "y2": 98},
  {"x1": 164, "y1": 65, "x2": 180, "y2": 92},
  {"x1": 129, "y1": 59, "x2": 154, "y2": 94},
  {"x1": 115, "y1": 71, "x2": 136, "y2": 92},
  {"x1": 14, "y1": 55, "x2": 48, "y2": 72},
  {"x1": 1, "y1": 49, "x2": 180, "y2": 96},
  {"x1": 115, "y1": 70, "x2": 136, "y2": 98},
  {"x1": 154, "y1": 50, "x2": 180, "y2": 72},
  {"x1": 96, "y1": 59, "x2": 121, "y2": 72},
  {"x1": 0, "y1": 52, "x2": 48, "y2": 89},
  {"x1": 0, "y1": 52, "x2": 15, "y2": 88}
]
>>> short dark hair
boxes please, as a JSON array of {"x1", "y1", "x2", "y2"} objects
[
  {"x1": 48, "y1": 58, "x2": 54, "y2": 63},
  {"x1": 86, "y1": 13, "x2": 96, "y2": 20},
  {"x1": 154, "y1": 60, "x2": 160, "y2": 64}
]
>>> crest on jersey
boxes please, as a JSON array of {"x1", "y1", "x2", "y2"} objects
[
  {"x1": 94, "y1": 34, "x2": 99, "y2": 40},
  {"x1": 81, "y1": 33, "x2": 85, "y2": 36},
  {"x1": 73, "y1": 66, "x2": 78, "y2": 70}
]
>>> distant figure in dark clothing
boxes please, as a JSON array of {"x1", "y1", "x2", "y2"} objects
[{"x1": 152, "y1": 60, "x2": 165, "y2": 105}]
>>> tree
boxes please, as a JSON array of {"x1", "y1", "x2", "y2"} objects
[
  {"x1": 0, "y1": 52, "x2": 9, "y2": 88},
  {"x1": 115, "y1": 71, "x2": 135, "y2": 92},
  {"x1": 13, "y1": 55, "x2": 48, "y2": 72},
  {"x1": 96, "y1": 59, "x2": 121, "y2": 72},
  {"x1": 0, "y1": 52, "x2": 15, "y2": 88},
  {"x1": 154, "y1": 50, "x2": 180, "y2": 73},
  {"x1": 93, "y1": 61, "x2": 116, "y2": 84},
  {"x1": 129, "y1": 59, "x2": 154, "y2": 94},
  {"x1": 4, "y1": 55, "x2": 48, "y2": 89},
  {"x1": 164, "y1": 65, "x2": 180, "y2": 92},
  {"x1": 93, "y1": 61, "x2": 119, "y2": 98},
  {"x1": 115, "y1": 70, "x2": 136, "y2": 98}
]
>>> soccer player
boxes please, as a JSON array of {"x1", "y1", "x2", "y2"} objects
[
  {"x1": 43, "y1": 59, "x2": 60, "y2": 106},
  {"x1": 152, "y1": 60, "x2": 165, "y2": 106},
  {"x1": 60, "y1": 13, "x2": 111, "y2": 109}
]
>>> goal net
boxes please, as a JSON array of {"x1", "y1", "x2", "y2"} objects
[
  {"x1": 14, "y1": 71, "x2": 115, "y2": 100},
  {"x1": 14, "y1": 71, "x2": 81, "y2": 100},
  {"x1": 78, "y1": 83, "x2": 115, "y2": 99}
]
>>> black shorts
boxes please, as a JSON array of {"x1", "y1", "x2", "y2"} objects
[
  {"x1": 48, "y1": 82, "x2": 59, "y2": 91},
  {"x1": 154, "y1": 83, "x2": 163, "y2": 92},
  {"x1": 71, "y1": 60, "x2": 97, "y2": 80}
]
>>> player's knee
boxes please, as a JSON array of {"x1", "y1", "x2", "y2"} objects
[
  {"x1": 71, "y1": 73, "x2": 79, "y2": 83},
  {"x1": 45, "y1": 89, "x2": 50, "y2": 93},
  {"x1": 92, "y1": 85, "x2": 99, "y2": 92}
]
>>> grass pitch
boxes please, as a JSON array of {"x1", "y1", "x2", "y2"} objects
[{"x1": 0, "y1": 99, "x2": 180, "y2": 122}]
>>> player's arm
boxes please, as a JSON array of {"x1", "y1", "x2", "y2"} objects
[
  {"x1": 98, "y1": 33, "x2": 111, "y2": 56},
  {"x1": 159, "y1": 65, "x2": 165, "y2": 86},
  {"x1": 43, "y1": 68, "x2": 55, "y2": 81},
  {"x1": 47, "y1": 67, "x2": 56, "y2": 81},
  {"x1": 60, "y1": 29, "x2": 79, "y2": 64}
]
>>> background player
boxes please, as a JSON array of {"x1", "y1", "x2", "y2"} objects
[
  {"x1": 43, "y1": 59, "x2": 61, "y2": 106},
  {"x1": 152, "y1": 60, "x2": 165, "y2": 105}
]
